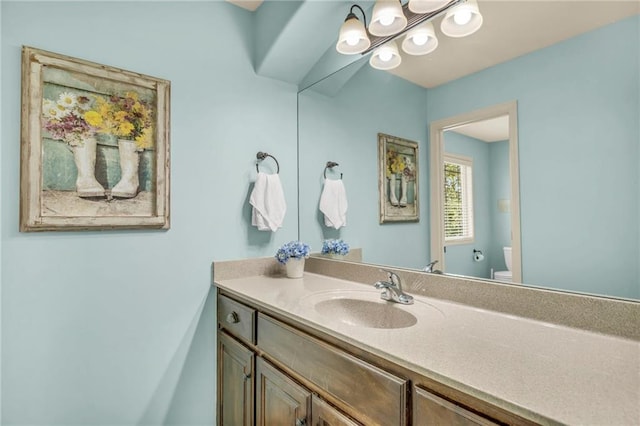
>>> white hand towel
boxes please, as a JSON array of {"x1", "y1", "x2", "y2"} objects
[
  {"x1": 319, "y1": 178, "x2": 348, "y2": 229},
  {"x1": 250, "y1": 172, "x2": 286, "y2": 232}
]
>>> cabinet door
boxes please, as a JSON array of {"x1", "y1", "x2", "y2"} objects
[
  {"x1": 218, "y1": 332, "x2": 254, "y2": 426},
  {"x1": 414, "y1": 387, "x2": 498, "y2": 426},
  {"x1": 311, "y1": 395, "x2": 361, "y2": 426},
  {"x1": 256, "y1": 358, "x2": 311, "y2": 426}
]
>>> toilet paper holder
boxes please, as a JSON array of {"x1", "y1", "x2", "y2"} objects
[{"x1": 473, "y1": 249, "x2": 484, "y2": 262}]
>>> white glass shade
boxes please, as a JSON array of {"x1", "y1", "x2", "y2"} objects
[
  {"x1": 369, "y1": 0, "x2": 408, "y2": 37},
  {"x1": 408, "y1": 0, "x2": 450, "y2": 14},
  {"x1": 402, "y1": 21, "x2": 438, "y2": 55},
  {"x1": 369, "y1": 40, "x2": 402, "y2": 70},
  {"x1": 336, "y1": 16, "x2": 370, "y2": 54},
  {"x1": 440, "y1": 0, "x2": 483, "y2": 38}
]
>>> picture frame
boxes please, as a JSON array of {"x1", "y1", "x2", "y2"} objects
[
  {"x1": 378, "y1": 133, "x2": 419, "y2": 223},
  {"x1": 20, "y1": 46, "x2": 171, "y2": 231}
]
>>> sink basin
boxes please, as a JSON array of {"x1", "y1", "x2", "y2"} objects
[
  {"x1": 300, "y1": 289, "x2": 444, "y2": 330},
  {"x1": 314, "y1": 298, "x2": 417, "y2": 329}
]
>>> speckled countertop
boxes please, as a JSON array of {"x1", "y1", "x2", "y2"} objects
[{"x1": 215, "y1": 271, "x2": 640, "y2": 425}]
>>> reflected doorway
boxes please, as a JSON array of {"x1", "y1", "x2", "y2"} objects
[{"x1": 429, "y1": 102, "x2": 522, "y2": 283}]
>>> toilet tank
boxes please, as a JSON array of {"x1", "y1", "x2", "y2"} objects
[{"x1": 503, "y1": 246, "x2": 512, "y2": 271}]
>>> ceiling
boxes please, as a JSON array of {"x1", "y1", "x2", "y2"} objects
[
  {"x1": 390, "y1": 1, "x2": 640, "y2": 88},
  {"x1": 451, "y1": 115, "x2": 509, "y2": 142},
  {"x1": 229, "y1": 1, "x2": 638, "y2": 140}
]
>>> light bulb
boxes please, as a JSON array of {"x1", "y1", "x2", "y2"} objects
[
  {"x1": 412, "y1": 34, "x2": 429, "y2": 46},
  {"x1": 454, "y1": 10, "x2": 472, "y2": 25},
  {"x1": 379, "y1": 15, "x2": 394, "y2": 26},
  {"x1": 379, "y1": 50, "x2": 393, "y2": 62},
  {"x1": 346, "y1": 35, "x2": 359, "y2": 46}
]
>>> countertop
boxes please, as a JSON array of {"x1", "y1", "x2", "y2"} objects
[{"x1": 215, "y1": 272, "x2": 640, "y2": 425}]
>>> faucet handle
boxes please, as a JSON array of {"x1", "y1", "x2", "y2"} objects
[{"x1": 379, "y1": 268, "x2": 400, "y2": 287}]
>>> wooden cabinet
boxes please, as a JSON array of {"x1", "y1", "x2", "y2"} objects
[
  {"x1": 312, "y1": 394, "x2": 361, "y2": 426},
  {"x1": 256, "y1": 357, "x2": 310, "y2": 426},
  {"x1": 256, "y1": 357, "x2": 361, "y2": 426},
  {"x1": 413, "y1": 386, "x2": 498, "y2": 426},
  {"x1": 217, "y1": 331, "x2": 254, "y2": 426},
  {"x1": 216, "y1": 291, "x2": 522, "y2": 426}
]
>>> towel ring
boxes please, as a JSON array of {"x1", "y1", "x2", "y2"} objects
[
  {"x1": 256, "y1": 151, "x2": 280, "y2": 173},
  {"x1": 324, "y1": 161, "x2": 342, "y2": 179}
]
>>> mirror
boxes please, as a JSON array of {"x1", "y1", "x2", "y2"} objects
[{"x1": 298, "y1": 11, "x2": 639, "y2": 300}]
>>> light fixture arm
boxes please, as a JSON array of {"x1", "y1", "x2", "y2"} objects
[
  {"x1": 363, "y1": 0, "x2": 465, "y2": 54},
  {"x1": 347, "y1": 4, "x2": 367, "y2": 28}
]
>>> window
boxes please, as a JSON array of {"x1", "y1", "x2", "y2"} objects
[{"x1": 444, "y1": 153, "x2": 474, "y2": 244}]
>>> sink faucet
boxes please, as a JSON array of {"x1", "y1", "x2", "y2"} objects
[
  {"x1": 374, "y1": 269, "x2": 414, "y2": 305},
  {"x1": 423, "y1": 260, "x2": 442, "y2": 274}
]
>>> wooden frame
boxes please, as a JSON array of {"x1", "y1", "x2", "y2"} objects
[
  {"x1": 378, "y1": 133, "x2": 419, "y2": 223},
  {"x1": 20, "y1": 46, "x2": 170, "y2": 231}
]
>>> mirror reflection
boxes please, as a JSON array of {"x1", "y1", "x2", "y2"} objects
[
  {"x1": 298, "y1": 8, "x2": 639, "y2": 300},
  {"x1": 441, "y1": 116, "x2": 514, "y2": 281}
]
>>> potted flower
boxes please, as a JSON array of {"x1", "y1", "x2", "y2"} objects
[
  {"x1": 84, "y1": 92, "x2": 154, "y2": 198},
  {"x1": 275, "y1": 241, "x2": 310, "y2": 278},
  {"x1": 42, "y1": 92, "x2": 105, "y2": 198},
  {"x1": 321, "y1": 239, "x2": 349, "y2": 259}
]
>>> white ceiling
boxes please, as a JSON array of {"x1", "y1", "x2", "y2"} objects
[
  {"x1": 226, "y1": 1, "x2": 638, "y2": 139},
  {"x1": 390, "y1": 1, "x2": 640, "y2": 88},
  {"x1": 226, "y1": 0, "x2": 263, "y2": 12},
  {"x1": 451, "y1": 115, "x2": 509, "y2": 142}
]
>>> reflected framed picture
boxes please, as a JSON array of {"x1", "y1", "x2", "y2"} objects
[
  {"x1": 20, "y1": 46, "x2": 171, "y2": 231},
  {"x1": 378, "y1": 133, "x2": 419, "y2": 223}
]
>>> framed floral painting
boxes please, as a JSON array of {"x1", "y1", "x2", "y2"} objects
[
  {"x1": 20, "y1": 46, "x2": 170, "y2": 231},
  {"x1": 378, "y1": 133, "x2": 419, "y2": 223}
]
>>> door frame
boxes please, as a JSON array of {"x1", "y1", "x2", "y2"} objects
[{"x1": 429, "y1": 101, "x2": 522, "y2": 283}]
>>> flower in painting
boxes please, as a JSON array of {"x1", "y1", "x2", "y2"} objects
[
  {"x1": 44, "y1": 99, "x2": 71, "y2": 119},
  {"x1": 87, "y1": 92, "x2": 154, "y2": 150},
  {"x1": 275, "y1": 241, "x2": 311, "y2": 264},
  {"x1": 57, "y1": 92, "x2": 77, "y2": 109},
  {"x1": 83, "y1": 110, "x2": 103, "y2": 127},
  {"x1": 76, "y1": 96, "x2": 92, "y2": 111},
  {"x1": 42, "y1": 92, "x2": 97, "y2": 146}
]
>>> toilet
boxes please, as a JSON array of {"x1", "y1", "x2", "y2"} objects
[{"x1": 493, "y1": 247, "x2": 512, "y2": 282}]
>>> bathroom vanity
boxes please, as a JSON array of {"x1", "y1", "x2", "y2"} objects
[{"x1": 213, "y1": 257, "x2": 639, "y2": 426}]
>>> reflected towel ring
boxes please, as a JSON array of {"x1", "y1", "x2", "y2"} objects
[
  {"x1": 256, "y1": 151, "x2": 280, "y2": 173},
  {"x1": 324, "y1": 161, "x2": 342, "y2": 179}
]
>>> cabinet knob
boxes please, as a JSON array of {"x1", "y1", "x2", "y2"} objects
[
  {"x1": 226, "y1": 312, "x2": 240, "y2": 324},
  {"x1": 243, "y1": 373, "x2": 251, "y2": 381},
  {"x1": 295, "y1": 418, "x2": 306, "y2": 426}
]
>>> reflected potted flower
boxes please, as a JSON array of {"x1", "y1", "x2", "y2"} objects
[
  {"x1": 386, "y1": 149, "x2": 415, "y2": 207},
  {"x1": 321, "y1": 239, "x2": 349, "y2": 260},
  {"x1": 275, "y1": 241, "x2": 310, "y2": 278}
]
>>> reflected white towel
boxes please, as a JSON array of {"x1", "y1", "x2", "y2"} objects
[
  {"x1": 319, "y1": 178, "x2": 347, "y2": 229},
  {"x1": 250, "y1": 172, "x2": 286, "y2": 232}
]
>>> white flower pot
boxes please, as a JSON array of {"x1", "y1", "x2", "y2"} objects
[
  {"x1": 325, "y1": 253, "x2": 345, "y2": 260},
  {"x1": 285, "y1": 258, "x2": 305, "y2": 278}
]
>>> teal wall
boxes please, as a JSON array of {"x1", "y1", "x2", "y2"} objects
[
  {"x1": 428, "y1": 15, "x2": 639, "y2": 298},
  {"x1": 299, "y1": 65, "x2": 430, "y2": 269},
  {"x1": 488, "y1": 141, "x2": 511, "y2": 273},
  {"x1": 443, "y1": 135, "x2": 510, "y2": 279},
  {"x1": 1, "y1": 2, "x2": 298, "y2": 424}
]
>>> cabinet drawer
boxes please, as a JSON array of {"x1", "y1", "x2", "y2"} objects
[
  {"x1": 257, "y1": 313, "x2": 408, "y2": 426},
  {"x1": 218, "y1": 294, "x2": 256, "y2": 345}
]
